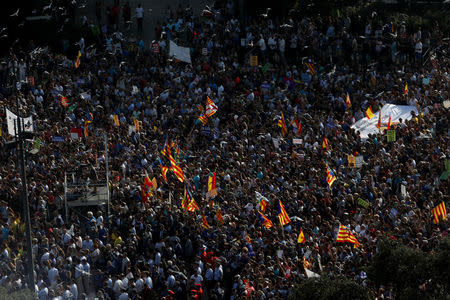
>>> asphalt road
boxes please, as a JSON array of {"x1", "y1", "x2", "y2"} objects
[{"x1": 75, "y1": 0, "x2": 212, "y2": 42}]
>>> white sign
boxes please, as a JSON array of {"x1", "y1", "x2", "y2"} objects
[
  {"x1": 355, "y1": 156, "x2": 364, "y2": 168},
  {"x1": 351, "y1": 104, "x2": 417, "y2": 139},
  {"x1": 169, "y1": 40, "x2": 192, "y2": 64},
  {"x1": 273, "y1": 138, "x2": 279, "y2": 149},
  {"x1": 6, "y1": 109, "x2": 34, "y2": 136},
  {"x1": 293, "y1": 138, "x2": 302, "y2": 145}
]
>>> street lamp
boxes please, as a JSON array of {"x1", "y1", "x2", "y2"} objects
[{"x1": 11, "y1": 62, "x2": 35, "y2": 291}]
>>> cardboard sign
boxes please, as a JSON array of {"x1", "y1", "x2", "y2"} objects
[
  {"x1": 348, "y1": 155, "x2": 356, "y2": 168},
  {"x1": 355, "y1": 156, "x2": 364, "y2": 168},
  {"x1": 357, "y1": 197, "x2": 369, "y2": 208},
  {"x1": 387, "y1": 130, "x2": 396, "y2": 142},
  {"x1": 293, "y1": 139, "x2": 302, "y2": 145},
  {"x1": 249, "y1": 55, "x2": 258, "y2": 67}
]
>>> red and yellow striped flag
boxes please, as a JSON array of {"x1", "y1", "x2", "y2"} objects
[
  {"x1": 216, "y1": 208, "x2": 224, "y2": 224},
  {"x1": 404, "y1": 83, "x2": 408, "y2": 95},
  {"x1": 345, "y1": 92, "x2": 351, "y2": 108},
  {"x1": 387, "y1": 115, "x2": 392, "y2": 130},
  {"x1": 257, "y1": 211, "x2": 273, "y2": 229},
  {"x1": 336, "y1": 224, "x2": 349, "y2": 242},
  {"x1": 366, "y1": 107, "x2": 375, "y2": 119},
  {"x1": 322, "y1": 136, "x2": 329, "y2": 149},
  {"x1": 134, "y1": 119, "x2": 140, "y2": 131},
  {"x1": 113, "y1": 114, "x2": 119, "y2": 126},
  {"x1": 326, "y1": 164, "x2": 336, "y2": 187},
  {"x1": 298, "y1": 229, "x2": 306, "y2": 244},
  {"x1": 277, "y1": 113, "x2": 288, "y2": 135},
  {"x1": 432, "y1": 202, "x2": 447, "y2": 224},
  {"x1": 75, "y1": 51, "x2": 81, "y2": 68},
  {"x1": 260, "y1": 198, "x2": 268, "y2": 212},
  {"x1": 205, "y1": 96, "x2": 218, "y2": 117},
  {"x1": 304, "y1": 62, "x2": 315, "y2": 75},
  {"x1": 277, "y1": 200, "x2": 291, "y2": 226},
  {"x1": 169, "y1": 154, "x2": 184, "y2": 182},
  {"x1": 84, "y1": 120, "x2": 89, "y2": 137},
  {"x1": 198, "y1": 113, "x2": 208, "y2": 125},
  {"x1": 202, "y1": 214, "x2": 210, "y2": 229}
]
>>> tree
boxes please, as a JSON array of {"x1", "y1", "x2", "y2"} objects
[
  {"x1": 288, "y1": 275, "x2": 371, "y2": 300},
  {"x1": 0, "y1": 287, "x2": 35, "y2": 300}
]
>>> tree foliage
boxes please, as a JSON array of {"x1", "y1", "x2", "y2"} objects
[
  {"x1": 0, "y1": 287, "x2": 35, "y2": 300},
  {"x1": 288, "y1": 275, "x2": 371, "y2": 300}
]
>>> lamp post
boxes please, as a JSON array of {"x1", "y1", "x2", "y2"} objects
[{"x1": 12, "y1": 62, "x2": 35, "y2": 291}]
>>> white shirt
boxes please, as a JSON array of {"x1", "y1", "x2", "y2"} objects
[
  {"x1": 190, "y1": 274, "x2": 203, "y2": 285},
  {"x1": 214, "y1": 265, "x2": 223, "y2": 281},
  {"x1": 135, "y1": 278, "x2": 144, "y2": 293},
  {"x1": 136, "y1": 7, "x2": 144, "y2": 18},
  {"x1": 205, "y1": 268, "x2": 214, "y2": 281},
  {"x1": 48, "y1": 267, "x2": 59, "y2": 285},
  {"x1": 257, "y1": 38, "x2": 266, "y2": 51},
  {"x1": 118, "y1": 292, "x2": 129, "y2": 300}
]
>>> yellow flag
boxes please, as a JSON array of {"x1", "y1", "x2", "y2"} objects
[
  {"x1": 134, "y1": 119, "x2": 140, "y2": 131},
  {"x1": 113, "y1": 115, "x2": 119, "y2": 126}
]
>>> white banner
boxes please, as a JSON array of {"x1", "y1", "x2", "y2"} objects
[
  {"x1": 6, "y1": 108, "x2": 34, "y2": 136},
  {"x1": 169, "y1": 40, "x2": 192, "y2": 64},
  {"x1": 351, "y1": 104, "x2": 417, "y2": 139}
]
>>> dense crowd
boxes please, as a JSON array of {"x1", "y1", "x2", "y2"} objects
[{"x1": 0, "y1": 1, "x2": 449, "y2": 299}]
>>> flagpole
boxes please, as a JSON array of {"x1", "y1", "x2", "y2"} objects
[{"x1": 13, "y1": 66, "x2": 35, "y2": 290}]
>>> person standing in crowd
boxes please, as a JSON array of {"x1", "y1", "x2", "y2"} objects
[{"x1": 136, "y1": 3, "x2": 144, "y2": 35}]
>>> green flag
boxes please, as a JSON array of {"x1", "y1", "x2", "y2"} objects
[
  {"x1": 387, "y1": 130, "x2": 396, "y2": 142},
  {"x1": 68, "y1": 104, "x2": 77, "y2": 112},
  {"x1": 34, "y1": 138, "x2": 41, "y2": 150},
  {"x1": 357, "y1": 197, "x2": 369, "y2": 208}
]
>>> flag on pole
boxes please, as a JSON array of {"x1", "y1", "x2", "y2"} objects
[
  {"x1": 336, "y1": 225, "x2": 360, "y2": 246},
  {"x1": 208, "y1": 172, "x2": 216, "y2": 192},
  {"x1": 216, "y1": 209, "x2": 224, "y2": 224},
  {"x1": 257, "y1": 211, "x2": 273, "y2": 229},
  {"x1": 304, "y1": 62, "x2": 316, "y2": 75},
  {"x1": 345, "y1": 92, "x2": 351, "y2": 108},
  {"x1": 298, "y1": 229, "x2": 306, "y2": 244},
  {"x1": 322, "y1": 136, "x2": 329, "y2": 149},
  {"x1": 404, "y1": 83, "x2": 408, "y2": 95},
  {"x1": 277, "y1": 113, "x2": 288, "y2": 135},
  {"x1": 161, "y1": 138, "x2": 171, "y2": 157},
  {"x1": 205, "y1": 96, "x2": 218, "y2": 117},
  {"x1": 431, "y1": 202, "x2": 447, "y2": 224},
  {"x1": 387, "y1": 115, "x2": 392, "y2": 130},
  {"x1": 260, "y1": 197, "x2": 268, "y2": 212},
  {"x1": 201, "y1": 214, "x2": 210, "y2": 229},
  {"x1": 75, "y1": 51, "x2": 81, "y2": 68},
  {"x1": 198, "y1": 113, "x2": 208, "y2": 125},
  {"x1": 366, "y1": 107, "x2": 375, "y2": 119},
  {"x1": 292, "y1": 118, "x2": 302, "y2": 136},
  {"x1": 276, "y1": 200, "x2": 291, "y2": 226},
  {"x1": 113, "y1": 115, "x2": 120, "y2": 126},
  {"x1": 169, "y1": 154, "x2": 184, "y2": 182},
  {"x1": 134, "y1": 119, "x2": 140, "y2": 131},
  {"x1": 326, "y1": 164, "x2": 336, "y2": 187},
  {"x1": 84, "y1": 120, "x2": 89, "y2": 137}
]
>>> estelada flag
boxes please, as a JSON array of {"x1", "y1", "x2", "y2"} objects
[
  {"x1": 201, "y1": 215, "x2": 210, "y2": 229},
  {"x1": 345, "y1": 92, "x2": 351, "y2": 108},
  {"x1": 387, "y1": 115, "x2": 392, "y2": 130},
  {"x1": 205, "y1": 96, "x2": 218, "y2": 117},
  {"x1": 169, "y1": 154, "x2": 184, "y2": 182},
  {"x1": 326, "y1": 164, "x2": 336, "y2": 187},
  {"x1": 277, "y1": 200, "x2": 291, "y2": 226},
  {"x1": 75, "y1": 51, "x2": 81, "y2": 68},
  {"x1": 216, "y1": 209, "x2": 224, "y2": 224},
  {"x1": 432, "y1": 202, "x2": 447, "y2": 224},
  {"x1": 404, "y1": 83, "x2": 408, "y2": 95},
  {"x1": 366, "y1": 106, "x2": 375, "y2": 119},
  {"x1": 298, "y1": 229, "x2": 306, "y2": 243},
  {"x1": 60, "y1": 96, "x2": 68, "y2": 107},
  {"x1": 277, "y1": 113, "x2": 288, "y2": 135},
  {"x1": 257, "y1": 211, "x2": 273, "y2": 229}
]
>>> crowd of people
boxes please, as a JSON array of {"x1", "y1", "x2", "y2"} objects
[{"x1": 0, "y1": 1, "x2": 449, "y2": 299}]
